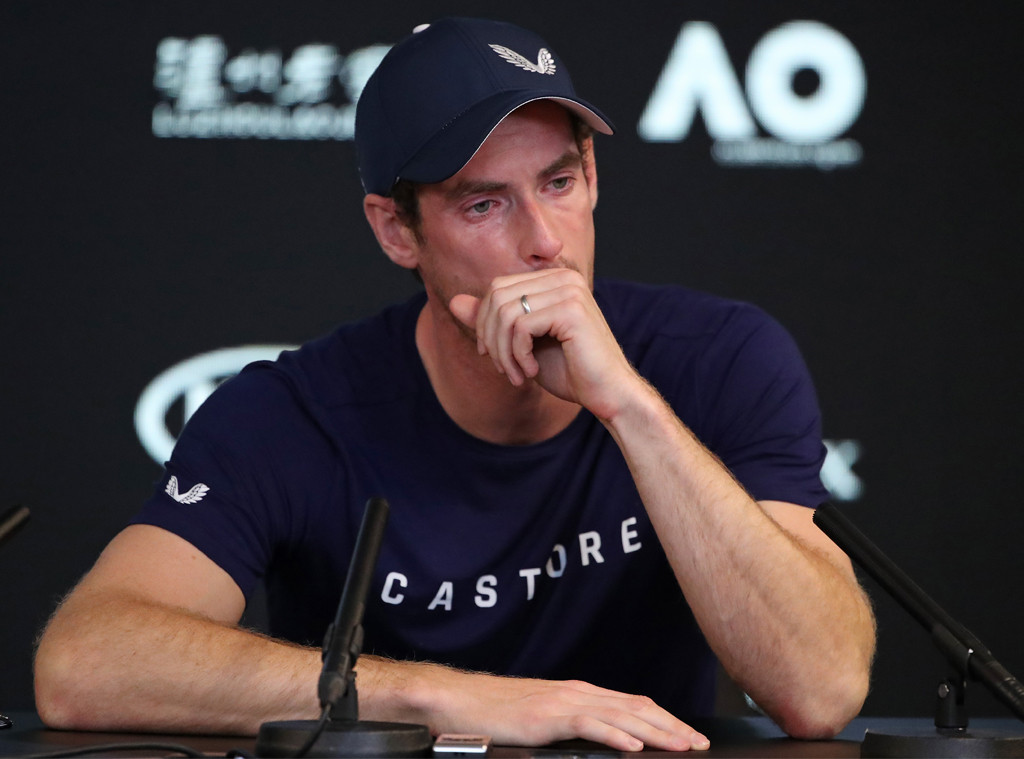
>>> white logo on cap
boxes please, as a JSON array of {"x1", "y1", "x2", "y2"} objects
[{"x1": 489, "y1": 44, "x2": 556, "y2": 75}]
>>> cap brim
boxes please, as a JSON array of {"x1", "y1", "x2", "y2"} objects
[{"x1": 394, "y1": 91, "x2": 614, "y2": 190}]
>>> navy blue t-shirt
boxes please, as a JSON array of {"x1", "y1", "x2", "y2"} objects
[{"x1": 132, "y1": 279, "x2": 828, "y2": 718}]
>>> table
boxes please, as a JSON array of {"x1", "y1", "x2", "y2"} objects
[{"x1": 2, "y1": 712, "x2": 1022, "y2": 757}]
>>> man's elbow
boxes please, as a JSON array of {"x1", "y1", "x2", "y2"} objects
[
  {"x1": 773, "y1": 665, "x2": 871, "y2": 740},
  {"x1": 35, "y1": 629, "x2": 83, "y2": 729},
  {"x1": 34, "y1": 614, "x2": 111, "y2": 731},
  {"x1": 776, "y1": 601, "x2": 877, "y2": 739}
]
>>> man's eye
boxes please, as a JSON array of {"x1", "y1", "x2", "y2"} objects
[
  {"x1": 470, "y1": 200, "x2": 493, "y2": 214},
  {"x1": 551, "y1": 177, "x2": 572, "y2": 190}
]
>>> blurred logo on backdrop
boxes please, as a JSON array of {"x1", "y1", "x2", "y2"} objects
[
  {"x1": 152, "y1": 37, "x2": 391, "y2": 140},
  {"x1": 134, "y1": 347, "x2": 865, "y2": 502},
  {"x1": 150, "y1": 19, "x2": 864, "y2": 162},
  {"x1": 638, "y1": 21, "x2": 866, "y2": 169},
  {"x1": 134, "y1": 345, "x2": 295, "y2": 463}
]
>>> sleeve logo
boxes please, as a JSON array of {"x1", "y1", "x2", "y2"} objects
[{"x1": 165, "y1": 475, "x2": 210, "y2": 504}]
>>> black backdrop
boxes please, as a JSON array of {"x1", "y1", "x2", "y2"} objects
[{"x1": 3, "y1": 1, "x2": 1023, "y2": 722}]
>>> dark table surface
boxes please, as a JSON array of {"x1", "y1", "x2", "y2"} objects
[{"x1": 2, "y1": 711, "x2": 1023, "y2": 758}]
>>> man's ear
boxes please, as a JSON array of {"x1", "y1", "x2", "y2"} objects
[
  {"x1": 363, "y1": 193, "x2": 420, "y2": 269},
  {"x1": 581, "y1": 136, "x2": 599, "y2": 211}
]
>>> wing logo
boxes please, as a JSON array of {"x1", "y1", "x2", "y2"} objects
[
  {"x1": 488, "y1": 44, "x2": 556, "y2": 75},
  {"x1": 165, "y1": 475, "x2": 210, "y2": 504}
]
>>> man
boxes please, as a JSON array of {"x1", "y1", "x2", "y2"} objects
[{"x1": 34, "y1": 17, "x2": 875, "y2": 752}]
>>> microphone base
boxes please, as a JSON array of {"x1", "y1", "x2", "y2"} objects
[
  {"x1": 862, "y1": 728, "x2": 1024, "y2": 758},
  {"x1": 256, "y1": 719, "x2": 433, "y2": 758}
]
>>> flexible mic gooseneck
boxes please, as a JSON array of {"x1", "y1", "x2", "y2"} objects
[
  {"x1": 814, "y1": 503, "x2": 1024, "y2": 758},
  {"x1": 317, "y1": 496, "x2": 390, "y2": 721},
  {"x1": 255, "y1": 498, "x2": 432, "y2": 758}
]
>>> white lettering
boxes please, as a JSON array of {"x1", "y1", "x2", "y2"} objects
[
  {"x1": 711, "y1": 138, "x2": 862, "y2": 169},
  {"x1": 638, "y1": 21, "x2": 865, "y2": 149},
  {"x1": 579, "y1": 531, "x2": 604, "y2": 567},
  {"x1": 638, "y1": 22, "x2": 754, "y2": 142},
  {"x1": 745, "y1": 21, "x2": 866, "y2": 144},
  {"x1": 545, "y1": 544, "x2": 567, "y2": 578},
  {"x1": 428, "y1": 581, "x2": 454, "y2": 611},
  {"x1": 621, "y1": 517, "x2": 642, "y2": 553},
  {"x1": 152, "y1": 102, "x2": 358, "y2": 141},
  {"x1": 152, "y1": 37, "x2": 390, "y2": 143},
  {"x1": 520, "y1": 568, "x2": 542, "y2": 600},
  {"x1": 375, "y1": 514, "x2": 661, "y2": 612},
  {"x1": 276, "y1": 44, "x2": 340, "y2": 106},
  {"x1": 475, "y1": 575, "x2": 498, "y2": 608},
  {"x1": 381, "y1": 571, "x2": 407, "y2": 605}
]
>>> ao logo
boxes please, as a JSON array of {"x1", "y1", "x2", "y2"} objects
[
  {"x1": 134, "y1": 345, "x2": 295, "y2": 464},
  {"x1": 638, "y1": 21, "x2": 866, "y2": 145}
]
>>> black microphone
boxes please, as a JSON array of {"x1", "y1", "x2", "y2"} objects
[
  {"x1": 255, "y1": 498, "x2": 432, "y2": 758},
  {"x1": 318, "y1": 495, "x2": 389, "y2": 720},
  {"x1": 814, "y1": 503, "x2": 1024, "y2": 757},
  {"x1": 814, "y1": 503, "x2": 1024, "y2": 721},
  {"x1": 0, "y1": 505, "x2": 30, "y2": 549},
  {"x1": 1, "y1": 506, "x2": 29, "y2": 731}
]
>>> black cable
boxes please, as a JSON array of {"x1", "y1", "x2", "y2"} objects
[
  {"x1": 293, "y1": 704, "x2": 332, "y2": 758},
  {"x1": 21, "y1": 742, "x2": 207, "y2": 758}
]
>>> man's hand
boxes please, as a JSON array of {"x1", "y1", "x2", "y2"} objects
[
  {"x1": 368, "y1": 659, "x2": 709, "y2": 752},
  {"x1": 448, "y1": 269, "x2": 637, "y2": 420}
]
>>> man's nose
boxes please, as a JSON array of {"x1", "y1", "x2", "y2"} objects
[{"x1": 516, "y1": 197, "x2": 563, "y2": 263}]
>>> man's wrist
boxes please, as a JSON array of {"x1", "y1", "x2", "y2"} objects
[
  {"x1": 598, "y1": 372, "x2": 674, "y2": 433},
  {"x1": 355, "y1": 656, "x2": 450, "y2": 730}
]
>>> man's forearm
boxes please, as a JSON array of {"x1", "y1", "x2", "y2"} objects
[
  {"x1": 34, "y1": 590, "x2": 321, "y2": 735},
  {"x1": 35, "y1": 594, "x2": 710, "y2": 751},
  {"x1": 603, "y1": 377, "x2": 875, "y2": 738}
]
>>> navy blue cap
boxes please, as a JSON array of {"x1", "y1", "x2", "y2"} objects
[{"x1": 354, "y1": 17, "x2": 615, "y2": 196}]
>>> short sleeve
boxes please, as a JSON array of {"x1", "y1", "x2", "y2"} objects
[
  {"x1": 130, "y1": 363, "x2": 332, "y2": 598},
  {"x1": 692, "y1": 306, "x2": 828, "y2": 507}
]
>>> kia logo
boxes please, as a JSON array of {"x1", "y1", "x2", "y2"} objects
[{"x1": 135, "y1": 345, "x2": 295, "y2": 464}]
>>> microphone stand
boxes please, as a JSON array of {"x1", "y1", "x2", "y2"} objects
[
  {"x1": 814, "y1": 503, "x2": 1024, "y2": 758},
  {"x1": 1, "y1": 506, "x2": 30, "y2": 731},
  {"x1": 256, "y1": 498, "x2": 432, "y2": 758}
]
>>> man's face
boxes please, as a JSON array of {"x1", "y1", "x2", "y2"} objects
[{"x1": 410, "y1": 101, "x2": 598, "y2": 311}]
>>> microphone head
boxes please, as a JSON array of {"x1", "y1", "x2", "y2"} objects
[{"x1": 0, "y1": 505, "x2": 30, "y2": 549}]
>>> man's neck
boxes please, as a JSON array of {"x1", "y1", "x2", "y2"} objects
[{"x1": 414, "y1": 299, "x2": 581, "y2": 446}]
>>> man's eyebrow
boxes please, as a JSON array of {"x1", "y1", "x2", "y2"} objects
[
  {"x1": 443, "y1": 179, "x2": 507, "y2": 202},
  {"x1": 540, "y1": 149, "x2": 584, "y2": 178},
  {"x1": 442, "y1": 150, "x2": 584, "y2": 202}
]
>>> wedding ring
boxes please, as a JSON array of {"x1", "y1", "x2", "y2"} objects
[{"x1": 520, "y1": 294, "x2": 531, "y2": 315}]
